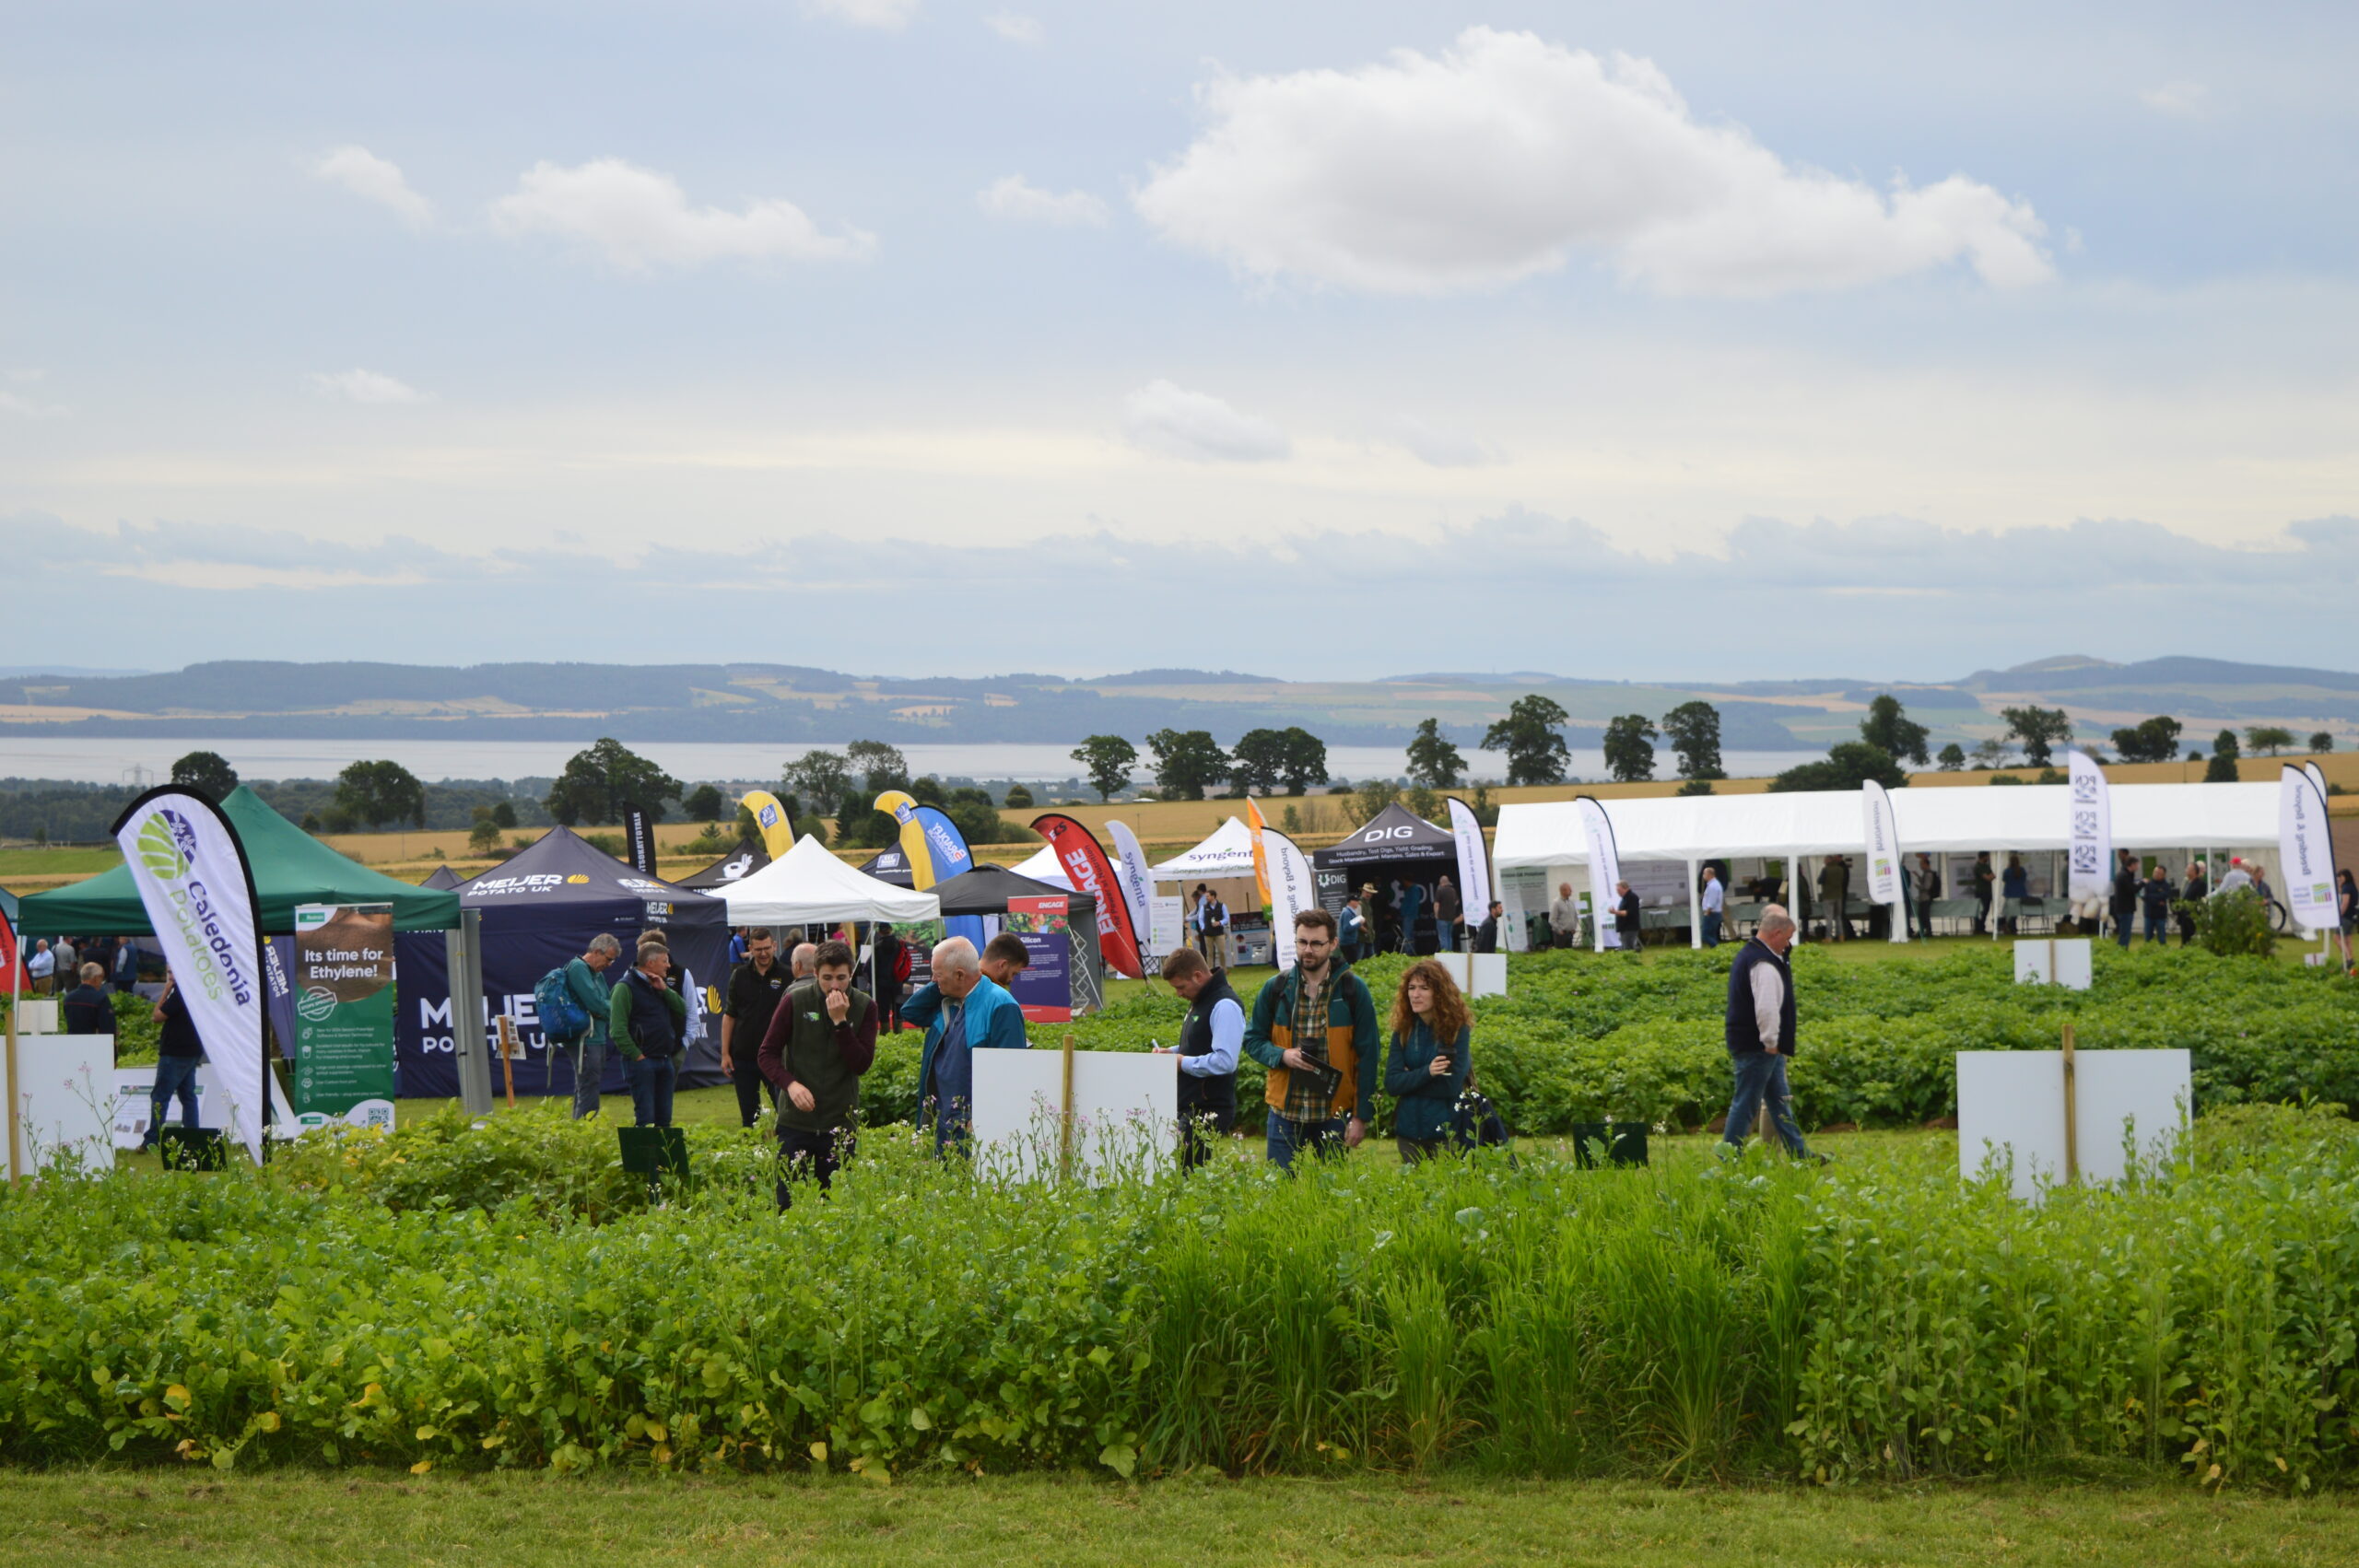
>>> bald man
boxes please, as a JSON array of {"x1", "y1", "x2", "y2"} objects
[{"x1": 898, "y1": 935, "x2": 1030, "y2": 1148}]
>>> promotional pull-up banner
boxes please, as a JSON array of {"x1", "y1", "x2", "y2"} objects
[
  {"x1": 1106, "y1": 820, "x2": 1157, "y2": 960},
  {"x1": 1030, "y1": 814, "x2": 1145, "y2": 978},
  {"x1": 1445, "y1": 796, "x2": 1491, "y2": 927},
  {"x1": 1573, "y1": 797, "x2": 1621, "y2": 952},
  {"x1": 1860, "y1": 776, "x2": 1904, "y2": 899},
  {"x1": 110, "y1": 788, "x2": 271, "y2": 1163},
  {"x1": 2280, "y1": 766, "x2": 2337, "y2": 932},
  {"x1": 625, "y1": 809, "x2": 655, "y2": 874},
  {"x1": 1244, "y1": 797, "x2": 1273, "y2": 907},
  {"x1": 739, "y1": 790, "x2": 797, "y2": 860},
  {"x1": 2065, "y1": 749, "x2": 2111, "y2": 902},
  {"x1": 1262, "y1": 827, "x2": 1318, "y2": 970},
  {"x1": 1004, "y1": 895, "x2": 1073, "y2": 1022},
  {"x1": 290, "y1": 903, "x2": 398, "y2": 1129}
]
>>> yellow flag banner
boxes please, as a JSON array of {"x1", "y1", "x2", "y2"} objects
[
  {"x1": 1244, "y1": 796, "x2": 1273, "y2": 908},
  {"x1": 874, "y1": 790, "x2": 938, "y2": 889},
  {"x1": 738, "y1": 790, "x2": 797, "y2": 860}
]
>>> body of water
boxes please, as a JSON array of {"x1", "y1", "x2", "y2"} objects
[{"x1": 0, "y1": 735, "x2": 1824, "y2": 788}]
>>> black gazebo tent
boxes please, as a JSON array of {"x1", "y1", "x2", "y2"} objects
[
  {"x1": 929, "y1": 862, "x2": 1105, "y2": 1014},
  {"x1": 420, "y1": 865, "x2": 464, "y2": 891},
  {"x1": 680, "y1": 840, "x2": 769, "y2": 890},
  {"x1": 392, "y1": 827, "x2": 731, "y2": 1098},
  {"x1": 1312, "y1": 802, "x2": 1458, "y2": 953},
  {"x1": 855, "y1": 847, "x2": 916, "y2": 887}
]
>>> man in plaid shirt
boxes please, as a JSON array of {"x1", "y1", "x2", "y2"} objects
[{"x1": 1242, "y1": 907, "x2": 1380, "y2": 1170}]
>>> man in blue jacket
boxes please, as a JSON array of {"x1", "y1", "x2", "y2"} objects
[{"x1": 898, "y1": 935, "x2": 1028, "y2": 1149}]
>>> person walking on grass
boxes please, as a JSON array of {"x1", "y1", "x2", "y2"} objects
[
  {"x1": 1384, "y1": 959, "x2": 1473, "y2": 1165},
  {"x1": 899, "y1": 935, "x2": 1028, "y2": 1151},
  {"x1": 720, "y1": 930, "x2": 788, "y2": 1129},
  {"x1": 559, "y1": 934, "x2": 622, "y2": 1119},
  {"x1": 1152, "y1": 945, "x2": 1242, "y2": 1170},
  {"x1": 610, "y1": 940, "x2": 687, "y2": 1128},
  {"x1": 1243, "y1": 907, "x2": 1380, "y2": 1171},
  {"x1": 757, "y1": 938, "x2": 876, "y2": 1209},
  {"x1": 137, "y1": 968, "x2": 205, "y2": 1151},
  {"x1": 1719, "y1": 906, "x2": 1820, "y2": 1162}
]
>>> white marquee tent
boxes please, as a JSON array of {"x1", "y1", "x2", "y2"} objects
[
  {"x1": 1494, "y1": 781, "x2": 2284, "y2": 948},
  {"x1": 1010, "y1": 842, "x2": 1075, "y2": 890},
  {"x1": 1148, "y1": 815, "x2": 1259, "y2": 881},
  {"x1": 717, "y1": 835, "x2": 942, "y2": 927}
]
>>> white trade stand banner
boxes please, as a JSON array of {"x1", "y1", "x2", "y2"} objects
[
  {"x1": 1262, "y1": 827, "x2": 1317, "y2": 971},
  {"x1": 2065, "y1": 750, "x2": 2111, "y2": 903},
  {"x1": 111, "y1": 789, "x2": 272, "y2": 1163},
  {"x1": 1861, "y1": 779, "x2": 1906, "y2": 942},
  {"x1": 1574, "y1": 797, "x2": 1621, "y2": 951},
  {"x1": 1107, "y1": 821, "x2": 1157, "y2": 960},
  {"x1": 1446, "y1": 796, "x2": 1493, "y2": 927},
  {"x1": 2279, "y1": 766, "x2": 2337, "y2": 932}
]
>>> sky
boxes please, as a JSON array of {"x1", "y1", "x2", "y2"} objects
[{"x1": 5, "y1": 1, "x2": 2358, "y2": 681}]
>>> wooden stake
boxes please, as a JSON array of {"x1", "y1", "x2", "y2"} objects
[
  {"x1": 2060, "y1": 1021, "x2": 2079, "y2": 1185},
  {"x1": 496, "y1": 1015, "x2": 519, "y2": 1109},
  {"x1": 1060, "y1": 1030, "x2": 1076, "y2": 1182}
]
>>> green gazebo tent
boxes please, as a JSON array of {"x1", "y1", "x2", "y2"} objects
[{"x1": 17, "y1": 785, "x2": 461, "y2": 936}]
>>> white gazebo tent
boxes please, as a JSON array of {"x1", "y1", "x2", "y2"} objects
[
  {"x1": 1493, "y1": 781, "x2": 2284, "y2": 949},
  {"x1": 1010, "y1": 842, "x2": 1076, "y2": 890},
  {"x1": 1148, "y1": 815, "x2": 1260, "y2": 881},
  {"x1": 718, "y1": 835, "x2": 943, "y2": 927}
]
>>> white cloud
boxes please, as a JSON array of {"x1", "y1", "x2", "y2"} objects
[
  {"x1": 1382, "y1": 415, "x2": 1502, "y2": 468},
  {"x1": 1134, "y1": 28, "x2": 2052, "y2": 298},
  {"x1": 2140, "y1": 81, "x2": 2211, "y2": 118},
  {"x1": 977, "y1": 175, "x2": 1107, "y2": 228},
  {"x1": 488, "y1": 158, "x2": 875, "y2": 272},
  {"x1": 985, "y1": 12, "x2": 1042, "y2": 45},
  {"x1": 0, "y1": 392, "x2": 64, "y2": 417},
  {"x1": 1121, "y1": 380, "x2": 1289, "y2": 462},
  {"x1": 804, "y1": 0, "x2": 918, "y2": 29},
  {"x1": 313, "y1": 145, "x2": 434, "y2": 229},
  {"x1": 306, "y1": 369, "x2": 425, "y2": 404}
]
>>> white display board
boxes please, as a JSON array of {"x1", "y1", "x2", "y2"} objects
[
  {"x1": 9, "y1": 1036, "x2": 116, "y2": 1177},
  {"x1": 1956, "y1": 1048, "x2": 2189, "y2": 1199},
  {"x1": 1148, "y1": 896, "x2": 1186, "y2": 962},
  {"x1": 2013, "y1": 938, "x2": 2093, "y2": 990},
  {"x1": 1432, "y1": 952, "x2": 1508, "y2": 998},
  {"x1": 109, "y1": 1064, "x2": 299, "y2": 1149},
  {"x1": 971, "y1": 1047, "x2": 1177, "y2": 1184},
  {"x1": 14, "y1": 1000, "x2": 60, "y2": 1035}
]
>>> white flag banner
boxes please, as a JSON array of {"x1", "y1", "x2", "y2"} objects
[
  {"x1": 111, "y1": 790, "x2": 271, "y2": 1162},
  {"x1": 2065, "y1": 749, "x2": 2112, "y2": 902},
  {"x1": 1860, "y1": 779, "x2": 1904, "y2": 908},
  {"x1": 1106, "y1": 820, "x2": 1157, "y2": 959},
  {"x1": 1262, "y1": 827, "x2": 1318, "y2": 970},
  {"x1": 1445, "y1": 796, "x2": 1492, "y2": 928},
  {"x1": 1574, "y1": 797, "x2": 1621, "y2": 951},
  {"x1": 2280, "y1": 766, "x2": 2338, "y2": 931}
]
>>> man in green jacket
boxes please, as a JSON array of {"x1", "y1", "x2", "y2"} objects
[
  {"x1": 1242, "y1": 908, "x2": 1380, "y2": 1171},
  {"x1": 609, "y1": 940, "x2": 687, "y2": 1127},
  {"x1": 757, "y1": 939, "x2": 878, "y2": 1209},
  {"x1": 560, "y1": 934, "x2": 622, "y2": 1119}
]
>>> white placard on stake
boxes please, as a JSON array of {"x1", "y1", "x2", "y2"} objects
[
  {"x1": 970, "y1": 1047, "x2": 1177, "y2": 1185},
  {"x1": 1956, "y1": 1047, "x2": 2189, "y2": 1200},
  {"x1": 2013, "y1": 938, "x2": 2093, "y2": 989},
  {"x1": 1432, "y1": 952, "x2": 1508, "y2": 998},
  {"x1": 10, "y1": 1036, "x2": 115, "y2": 1177}
]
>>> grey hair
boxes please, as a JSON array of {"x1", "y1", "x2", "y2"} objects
[
  {"x1": 1757, "y1": 904, "x2": 1796, "y2": 936},
  {"x1": 791, "y1": 942, "x2": 817, "y2": 976},
  {"x1": 932, "y1": 935, "x2": 980, "y2": 975},
  {"x1": 587, "y1": 933, "x2": 623, "y2": 957}
]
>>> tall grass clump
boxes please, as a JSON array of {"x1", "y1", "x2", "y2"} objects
[{"x1": 1, "y1": 1102, "x2": 2353, "y2": 1488}]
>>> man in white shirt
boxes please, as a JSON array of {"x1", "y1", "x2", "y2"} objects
[
  {"x1": 1700, "y1": 866, "x2": 1727, "y2": 948},
  {"x1": 27, "y1": 940, "x2": 54, "y2": 995},
  {"x1": 1719, "y1": 906, "x2": 1817, "y2": 1160},
  {"x1": 2214, "y1": 859, "x2": 2255, "y2": 896},
  {"x1": 1549, "y1": 883, "x2": 1581, "y2": 949}
]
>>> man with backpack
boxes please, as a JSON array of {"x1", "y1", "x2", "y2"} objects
[{"x1": 550, "y1": 934, "x2": 621, "y2": 1119}]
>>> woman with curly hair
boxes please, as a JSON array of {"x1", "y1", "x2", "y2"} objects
[{"x1": 1383, "y1": 958, "x2": 1473, "y2": 1164}]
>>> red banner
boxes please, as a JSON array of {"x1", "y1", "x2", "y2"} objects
[
  {"x1": 1029, "y1": 813, "x2": 1146, "y2": 979},
  {"x1": 0, "y1": 907, "x2": 23, "y2": 993}
]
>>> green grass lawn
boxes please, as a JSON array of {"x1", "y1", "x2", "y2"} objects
[
  {"x1": 0, "y1": 845, "x2": 121, "y2": 876},
  {"x1": 3, "y1": 1470, "x2": 2350, "y2": 1567}
]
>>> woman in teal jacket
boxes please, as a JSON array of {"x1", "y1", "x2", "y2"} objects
[{"x1": 1383, "y1": 958, "x2": 1473, "y2": 1164}]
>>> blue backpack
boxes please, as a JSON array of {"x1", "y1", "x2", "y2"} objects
[{"x1": 534, "y1": 965, "x2": 592, "y2": 1043}]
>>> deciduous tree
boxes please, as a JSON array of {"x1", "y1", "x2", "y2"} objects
[{"x1": 1480, "y1": 695, "x2": 1570, "y2": 787}]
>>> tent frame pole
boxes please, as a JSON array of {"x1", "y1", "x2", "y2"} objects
[{"x1": 1687, "y1": 858, "x2": 1702, "y2": 950}]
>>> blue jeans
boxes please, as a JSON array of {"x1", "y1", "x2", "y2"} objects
[
  {"x1": 2144, "y1": 910, "x2": 2168, "y2": 944},
  {"x1": 1265, "y1": 1109, "x2": 1348, "y2": 1171},
  {"x1": 2115, "y1": 910, "x2": 2134, "y2": 947},
  {"x1": 1720, "y1": 1052, "x2": 1810, "y2": 1157},
  {"x1": 143, "y1": 1055, "x2": 203, "y2": 1146},
  {"x1": 1702, "y1": 911, "x2": 1722, "y2": 948},
  {"x1": 627, "y1": 1053, "x2": 677, "y2": 1127},
  {"x1": 562, "y1": 1037, "x2": 607, "y2": 1119}
]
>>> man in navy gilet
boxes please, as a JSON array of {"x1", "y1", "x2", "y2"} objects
[
  {"x1": 1720, "y1": 905, "x2": 1817, "y2": 1159},
  {"x1": 1154, "y1": 945, "x2": 1242, "y2": 1169}
]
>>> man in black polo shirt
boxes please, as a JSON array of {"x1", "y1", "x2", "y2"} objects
[
  {"x1": 1153, "y1": 946, "x2": 1241, "y2": 1169},
  {"x1": 720, "y1": 930, "x2": 790, "y2": 1128}
]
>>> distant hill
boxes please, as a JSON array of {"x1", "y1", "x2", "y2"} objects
[{"x1": 1, "y1": 655, "x2": 2352, "y2": 749}]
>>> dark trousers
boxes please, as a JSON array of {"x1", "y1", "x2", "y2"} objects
[
  {"x1": 142, "y1": 1055, "x2": 203, "y2": 1148},
  {"x1": 2113, "y1": 907, "x2": 2135, "y2": 948},
  {"x1": 628, "y1": 1054, "x2": 677, "y2": 1127},
  {"x1": 2144, "y1": 910, "x2": 2168, "y2": 943},
  {"x1": 877, "y1": 988, "x2": 904, "y2": 1033},
  {"x1": 731, "y1": 1056, "x2": 774, "y2": 1127},
  {"x1": 775, "y1": 1123, "x2": 853, "y2": 1210},
  {"x1": 1179, "y1": 1100, "x2": 1235, "y2": 1170},
  {"x1": 1701, "y1": 911, "x2": 1722, "y2": 948},
  {"x1": 2178, "y1": 910, "x2": 2199, "y2": 946},
  {"x1": 1916, "y1": 901, "x2": 1935, "y2": 938}
]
